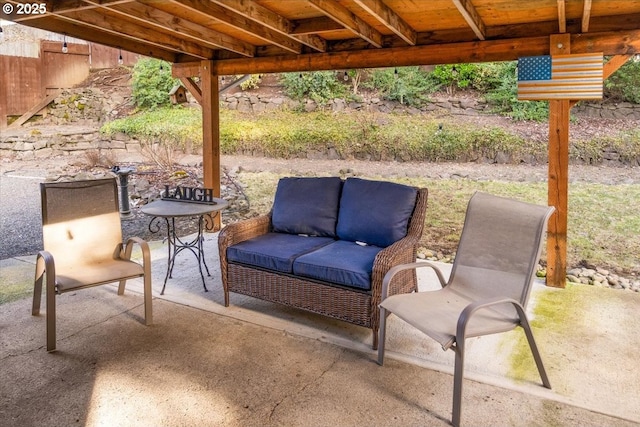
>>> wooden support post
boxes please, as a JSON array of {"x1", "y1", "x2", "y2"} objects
[
  {"x1": 546, "y1": 34, "x2": 571, "y2": 288},
  {"x1": 200, "y1": 60, "x2": 222, "y2": 231},
  {"x1": 0, "y1": 55, "x2": 6, "y2": 130}
]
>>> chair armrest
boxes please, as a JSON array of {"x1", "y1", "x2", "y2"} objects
[
  {"x1": 380, "y1": 261, "x2": 449, "y2": 300},
  {"x1": 122, "y1": 237, "x2": 151, "y2": 266},
  {"x1": 217, "y1": 214, "x2": 272, "y2": 291},
  {"x1": 33, "y1": 250, "x2": 56, "y2": 315},
  {"x1": 218, "y1": 214, "x2": 272, "y2": 251},
  {"x1": 456, "y1": 296, "x2": 524, "y2": 342}
]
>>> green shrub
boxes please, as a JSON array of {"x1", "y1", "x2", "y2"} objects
[
  {"x1": 429, "y1": 63, "x2": 495, "y2": 93},
  {"x1": 365, "y1": 67, "x2": 435, "y2": 106},
  {"x1": 605, "y1": 58, "x2": 640, "y2": 103},
  {"x1": 239, "y1": 74, "x2": 262, "y2": 90},
  {"x1": 279, "y1": 71, "x2": 347, "y2": 105},
  {"x1": 132, "y1": 58, "x2": 179, "y2": 109}
]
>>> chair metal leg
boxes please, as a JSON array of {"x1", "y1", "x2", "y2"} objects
[
  {"x1": 377, "y1": 307, "x2": 388, "y2": 365},
  {"x1": 141, "y1": 240, "x2": 153, "y2": 326},
  {"x1": 33, "y1": 256, "x2": 44, "y2": 315},
  {"x1": 46, "y1": 277, "x2": 56, "y2": 352},
  {"x1": 452, "y1": 341, "x2": 465, "y2": 427},
  {"x1": 519, "y1": 317, "x2": 552, "y2": 389},
  {"x1": 143, "y1": 274, "x2": 152, "y2": 325}
]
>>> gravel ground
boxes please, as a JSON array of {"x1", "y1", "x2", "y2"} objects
[{"x1": 2, "y1": 153, "x2": 639, "y2": 260}]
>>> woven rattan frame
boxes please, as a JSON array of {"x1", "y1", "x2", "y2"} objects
[{"x1": 218, "y1": 186, "x2": 428, "y2": 349}]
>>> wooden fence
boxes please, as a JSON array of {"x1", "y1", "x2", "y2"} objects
[{"x1": 0, "y1": 40, "x2": 138, "y2": 130}]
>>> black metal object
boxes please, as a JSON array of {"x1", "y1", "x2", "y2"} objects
[
  {"x1": 111, "y1": 166, "x2": 135, "y2": 218},
  {"x1": 147, "y1": 213, "x2": 218, "y2": 294}
]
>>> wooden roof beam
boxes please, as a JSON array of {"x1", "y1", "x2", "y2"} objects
[
  {"x1": 582, "y1": 0, "x2": 593, "y2": 32},
  {"x1": 557, "y1": 0, "x2": 566, "y2": 33},
  {"x1": 172, "y1": 28, "x2": 640, "y2": 76},
  {"x1": 59, "y1": 9, "x2": 214, "y2": 58},
  {"x1": 451, "y1": 0, "x2": 486, "y2": 40},
  {"x1": 166, "y1": 0, "x2": 303, "y2": 54},
  {"x1": 107, "y1": 1, "x2": 255, "y2": 57},
  {"x1": 308, "y1": 0, "x2": 383, "y2": 48},
  {"x1": 352, "y1": 0, "x2": 416, "y2": 45},
  {"x1": 212, "y1": 0, "x2": 327, "y2": 52}
]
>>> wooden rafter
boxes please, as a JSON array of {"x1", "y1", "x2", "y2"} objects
[
  {"x1": 91, "y1": 0, "x2": 255, "y2": 57},
  {"x1": 352, "y1": 0, "x2": 416, "y2": 45},
  {"x1": 582, "y1": 0, "x2": 593, "y2": 32},
  {"x1": 308, "y1": 0, "x2": 383, "y2": 48},
  {"x1": 451, "y1": 0, "x2": 486, "y2": 40},
  {"x1": 57, "y1": 8, "x2": 214, "y2": 58},
  {"x1": 557, "y1": 0, "x2": 566, "y2": 33},
  {"x1": 213, "y1": 0, "x2": 326, "y2": 52},
  {"x1": 8, "y1": 14, "x2": 179, "y2": 61},
  {"x1": 164, "y1": 0, "x2": 303, "y2": 54}
]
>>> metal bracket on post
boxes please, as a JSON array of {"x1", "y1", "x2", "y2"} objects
[{"x1": 112, "y1": 166, "x2": 135, "y2": 218}]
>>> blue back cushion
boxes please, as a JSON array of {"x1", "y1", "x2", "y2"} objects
[
  {"x1": 336, "y1": 178, "x2": 418, "y2": 247},
  {"x1": 272, "y1": 177, "x2": 343, "y2": 237}
]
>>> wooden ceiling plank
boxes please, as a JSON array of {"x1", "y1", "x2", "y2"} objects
[
  {"x1": 582, "y1": 0, "x2": 593, "y2": 33},
  {"x1": 51, "y1": 0, "x2": 131, "y2": 14},
  {"x1": 451, "y1": 0, "x2": 486, "y2": 40},
  {"x1": 291, "y1": 16, "x2": 344, "y2": 34},
  {"x1": 212, "y1": 0, "x2": 326, "y2": 52},
  {"x1": 58, "y1": 8, "x2": 213, "y2": 58},
  {"x1": 352, "y1": 0, "x2": 416, "y2": 45},
  {"x1": 308, "y1": 0, "x2": 383, "y2": 48},
  {"x1": 557, "y1": 0, "x2": 566, "y2": 33},
  {"x1": 166, "y1": 0, "x2": 303, "y2": 54},
  {"x1": 104, "y1": 1, "x2": 255, "y2": 57}
]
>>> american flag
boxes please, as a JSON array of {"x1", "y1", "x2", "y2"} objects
[{"x1": 517, "y1": 53, "x2": 603, "y2": 100}]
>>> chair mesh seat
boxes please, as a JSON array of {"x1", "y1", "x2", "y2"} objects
[{"x1": 55, "y1": 259, "x2": 145, "y2": 292}]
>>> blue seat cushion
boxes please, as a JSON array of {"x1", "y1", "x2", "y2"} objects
[
  {"x1": 292, "y1": 240, "x2": 383, "y2": 291},
  {"x1": 227, "y1": 233, "x2": 335, "y2": 273},
  {"x1": 271, "y1": 177, "x2": 343, "y2": 237},
  {"x1": 336, "y1": 178, "x2": 418, "y2": 248}
]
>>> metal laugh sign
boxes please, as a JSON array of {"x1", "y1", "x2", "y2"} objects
[{"x1": 162, "y1": 185, "x2": 218, "y2": 204}]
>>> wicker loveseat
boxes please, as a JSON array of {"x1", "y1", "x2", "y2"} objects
[{"x1": 218, "y1": 176, "x2": 428, "y2": 349}]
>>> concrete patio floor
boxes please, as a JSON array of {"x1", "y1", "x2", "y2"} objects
[{"x1": 1, "y1": 232, "x2": 639, "y2": 426}]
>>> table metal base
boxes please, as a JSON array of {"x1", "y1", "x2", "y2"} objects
[{"x1": 148, "y1": 213, "x2": 217, "y2": 295}]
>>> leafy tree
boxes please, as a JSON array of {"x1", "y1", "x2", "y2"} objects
[{"x1": 132, "y1": 58, "x2": 179, "y2": 109}]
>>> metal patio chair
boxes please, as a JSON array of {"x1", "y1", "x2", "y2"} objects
[
  {"x1": 33, "y1": 178, "x2": 152, "y2": 351},
  {"x1": 377, "y1": 192, "x2": 554, "y2": 427}
]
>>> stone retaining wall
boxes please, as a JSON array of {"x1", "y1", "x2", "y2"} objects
[
  {"x1": 220, "y1": 92, "x2": 492, "y2": 116},
  {"x1": 0, "y1": 127, "x2": 141, "y2": 160},
  {"x1": 2, "y1": 88, "x2": 639, "y2": 164}
]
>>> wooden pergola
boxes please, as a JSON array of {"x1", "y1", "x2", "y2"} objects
[{"x1": 6, "y1": 0, "x2": 640, "y2": 287}]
